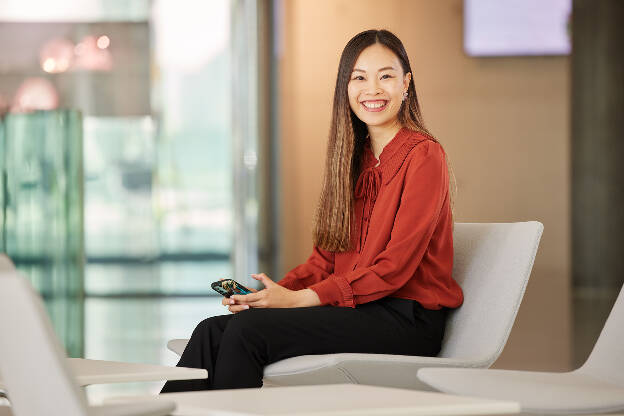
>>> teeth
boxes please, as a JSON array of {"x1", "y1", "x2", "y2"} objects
[{"x1": 363, "y1": 101, "x2": 386, "y2": 109}]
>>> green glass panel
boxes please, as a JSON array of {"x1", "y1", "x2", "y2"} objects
[
  {"x1": 1, "y1": 117, "x2": 5, "y2": 249},
  {"x1": 1, "y1": 109, "x2": 84, "y2": 357}
]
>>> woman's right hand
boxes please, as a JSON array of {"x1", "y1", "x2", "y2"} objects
[
  {"x1": 219, "y1": 278, "x2": 257, "y2": 313},
  {"x1": 222, "y1": 295, "x2": 251, "y2": 313}
]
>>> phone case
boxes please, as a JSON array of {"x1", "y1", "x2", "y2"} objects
[{"x1": 211, "y1": 279, "x2": 253, "y2": 298}]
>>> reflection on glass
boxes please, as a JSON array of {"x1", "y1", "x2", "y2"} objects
[
  {"x1": 84, "y1": 296, "x2": 225, "y2": 403},
  {"x1": 86, "y1": 261, "x2": 230, "y2": 296},
  {"x1": 1, "y1": 109, "x2": 84, "y2": 357},
  {"x1": 83, "y1": 116, "x2": 158, "y2": 259}
]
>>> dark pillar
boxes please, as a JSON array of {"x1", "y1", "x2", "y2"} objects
[{"x1": 571, "y1": 0, "x2": 624, "y2": 367}]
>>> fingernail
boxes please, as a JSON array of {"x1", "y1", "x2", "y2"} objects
[
  {"x1": 244, "y1": 305, "x2": 249, "y2": 309},
  {"x1": 229, "y1": 299, "x2": 235, "y2": 304}
]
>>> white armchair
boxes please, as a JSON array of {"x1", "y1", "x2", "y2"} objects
[
  {"x1": 169, "y1": 221, "x2": 544, "y2": 390},
  {"x1": 418, "y1": 283, "x2": 624, "y2": 414},
  {"x1": 0, "y1": 269, "x2": 176, "y2": 416}
]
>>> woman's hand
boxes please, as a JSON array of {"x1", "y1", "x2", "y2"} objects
[
  {"x1": 220, "y1": 280, "x2": 257, "y2": 313},
  {"x1": 226, "y1": 273, "x2": 321, "y2": 311}
]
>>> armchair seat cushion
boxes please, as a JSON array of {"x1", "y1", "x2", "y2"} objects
[
  {"x1": 264, "y1": 353, "x2": 493, "y2": 389},
  {"x1": 417, "y1": 368, "x2": 624, "y2": 414}
]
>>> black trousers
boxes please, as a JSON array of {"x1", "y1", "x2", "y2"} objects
[{"x1": 161, "y1": 297, "x2": 448, "y2": 392}]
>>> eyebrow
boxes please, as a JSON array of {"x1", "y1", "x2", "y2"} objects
[{"x1": 352, "y1": 66, "x2": 397, "y2": 73}]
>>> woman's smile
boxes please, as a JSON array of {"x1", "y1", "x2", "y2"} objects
[{"x1": 360, "y1": 99, "x2": 388, "y2": 112}]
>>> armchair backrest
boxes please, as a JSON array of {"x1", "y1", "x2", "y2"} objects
[
  {"x1": 579, "y1": 284, "x2": 624, "y2": 386},
  {"x1": 439, "y1": 222, "x2": 544, "y2": 367},
  {"x1": 0, "y1": 254, "x2": 15, "y2": 273},
  {"x1": 0, "y1": 271, "x2": 87, "y2": 416}
]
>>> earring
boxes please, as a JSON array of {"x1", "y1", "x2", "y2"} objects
[{"x1": 402, "y1": 91, "x2": 408, "y2": 101}]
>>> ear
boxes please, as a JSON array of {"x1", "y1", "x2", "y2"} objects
[{"x1": 403, "y1": 72, "x2": 412, "y2": 92}]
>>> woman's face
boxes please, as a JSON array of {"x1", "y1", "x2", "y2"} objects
[{"x1": 347, "y1": 43, "x2": 411, "y2": 130}]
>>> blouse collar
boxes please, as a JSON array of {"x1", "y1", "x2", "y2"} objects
[{"x1": 362, "y1": 127, "x2": 430, "y2": 184}]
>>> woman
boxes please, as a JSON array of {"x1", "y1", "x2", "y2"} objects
[{"x1": 161, "y1": 29, "x2": 463, "y2": 392}]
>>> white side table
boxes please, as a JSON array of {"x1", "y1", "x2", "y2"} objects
[{"x1": 68, "y1": 358, "x2": 208, "y2": 385}]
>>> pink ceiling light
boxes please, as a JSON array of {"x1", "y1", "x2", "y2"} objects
[
  {"x1": 39, "y1": 38, "x2": 74, "y2": 73},
  {"x1": 11, "y1": 77, "x2": 59, "y2": 113},
  {"x1": 73, "y1": 35, "x2": 113, "y2": 71}
]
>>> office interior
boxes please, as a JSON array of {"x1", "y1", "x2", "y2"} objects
[{"x1": 0, "y1": 0, "x2": 622, "y2": 408}]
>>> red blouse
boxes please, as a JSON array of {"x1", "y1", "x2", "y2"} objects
[{"x1": 278, "y1": 128, "x2": 463, "y2": 310}]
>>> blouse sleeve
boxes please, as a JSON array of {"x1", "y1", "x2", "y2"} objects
[
  {"x1": 277, "y1": 246, "x2": 335, "y2": 290},
  {"x1": 308, "y1": 141, "x2": 449, "y2": 307}
]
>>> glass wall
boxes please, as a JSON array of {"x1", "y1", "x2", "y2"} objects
[{"x1": 0, "y1": 0, "x2": 275, "y2": 400}]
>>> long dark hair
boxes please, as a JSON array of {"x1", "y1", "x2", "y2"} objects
[{"x1": 313, "y1": 29, "x2": 454, "y2": 252}]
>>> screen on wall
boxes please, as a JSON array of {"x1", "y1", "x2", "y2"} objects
[{"x1": 464, "y1": 0, "x2": 572, "y2": 57}]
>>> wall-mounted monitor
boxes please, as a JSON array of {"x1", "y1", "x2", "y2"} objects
[{"x1": 464, "y1": 0, "x2": 572, "y2": 57}]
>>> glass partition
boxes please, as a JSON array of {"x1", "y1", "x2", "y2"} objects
[
  {"x1": 0, "y1": 0, "x2": 276, "y2": 400},
  {"x1": 0, "y1": 109, "x2": 84, "y2": 357}
]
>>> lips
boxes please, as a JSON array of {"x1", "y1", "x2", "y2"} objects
[{"x1": 360, "y1": 100, "x2": 388, "y2": 112}]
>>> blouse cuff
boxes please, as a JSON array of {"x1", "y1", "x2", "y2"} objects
[{"x1": 309, "y1": 275, "x2": 355, "y2": 308}]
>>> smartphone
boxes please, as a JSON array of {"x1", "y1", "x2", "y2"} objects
[{"x1": 211, "y1": 278, "x2": 253, "y2": 298}]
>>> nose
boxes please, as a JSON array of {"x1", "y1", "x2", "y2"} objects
[{"x1": 364, "y1": 77, "x2": 382, "y2": 95}]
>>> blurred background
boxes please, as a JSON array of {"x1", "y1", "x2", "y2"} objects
[{"x1": 1, "y1": 0, "x2": 622, "y2": 402}]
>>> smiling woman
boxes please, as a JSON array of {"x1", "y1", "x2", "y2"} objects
[
  {"x1": 161, "y1": 29, "x2": 463, "y2": 393},
  {"x1": 314, "y1": 29, "x2": 444, "y2": 253},
  {"x1": 348, "y1": 45, "x2": 411, "y2": 134}
]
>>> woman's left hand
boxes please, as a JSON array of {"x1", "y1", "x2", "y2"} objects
[{"x1": 229, "y1": 273, "x2": 321, "y2": 309}]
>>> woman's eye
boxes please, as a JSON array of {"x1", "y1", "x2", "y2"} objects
[
  {"x1": 352, "y1": 75, "x2": 365, "y2": 81},
  {"x1": 380, "y1": 74, "x2": 393, "y2": 79}
]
